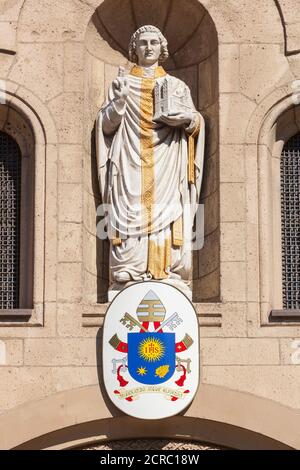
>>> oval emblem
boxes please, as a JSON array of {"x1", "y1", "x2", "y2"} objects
[{"x1": 103, "y1": 281, "x2": 200, "y2": 420}]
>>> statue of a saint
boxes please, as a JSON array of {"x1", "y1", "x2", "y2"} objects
[{"x1": 96, "y1": 25, "x2": 205, "y2": 297}]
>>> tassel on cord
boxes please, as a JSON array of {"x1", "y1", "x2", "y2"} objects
[
  {"x1": 172, "y1": 217, "x2": 183, "y2": 247},
  {"x1": 112, "y1": 230, "x2": 122, "y2": 246},
  {"x1": 188, "y1": 116, "x2": 201, "y2": 185},
  {"x1": 175, "y1": 364, "x2": 187, "y2": 387},
  {"x1": 117, "y1": 365, "x2": 129, "y2": 387},
  {"x1": 188, "y1": 134, "x2": 195, "y2": 185}
]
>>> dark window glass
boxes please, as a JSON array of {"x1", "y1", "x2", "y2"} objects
[
  {"x1": 0, "y1": 131, "x2": 21, "y2": 309},
  {"x1": 281, "y1": 133, "x2": 300, "y2": 309}
]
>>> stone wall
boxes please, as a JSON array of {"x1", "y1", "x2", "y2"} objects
[{"x1": 0, "y1": 0, "x2": 299, "y2": 450}]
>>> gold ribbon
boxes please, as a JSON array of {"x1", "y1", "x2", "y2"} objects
[
  {"x1": 188, "y1": 116, "x2": 201, "y2": 185},
  {"x1": 148, "y1": 238, "x2": 171, "y2": 279},
  {"x1": 130, "y1": 65, "x2": 166, "y2": 79},
  {"x1": 172, "y1": 217, "x2": 183, "y2": 247},
  {"x1": 112, "y1": 235, "x2": 122, "y2": 246}
]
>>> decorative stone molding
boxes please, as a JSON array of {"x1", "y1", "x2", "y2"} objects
[
  {"x1": 0, "y1": 384, "x2": 295, "y2": 450},
  {"x1": 82, "y1": 302, "x2": 222, "y2": 328}
]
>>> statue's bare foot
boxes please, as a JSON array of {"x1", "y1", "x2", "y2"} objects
[{"x1": 114, "y1": 271, "x2": 131, "y2": 283}]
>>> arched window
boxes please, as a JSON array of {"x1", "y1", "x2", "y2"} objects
[
  {"x1": 0, "y1": 131, "x2": 22, "y2": 309},
  {"x1": 281, "y1": 133, "x2": 300, "y2": 310}
]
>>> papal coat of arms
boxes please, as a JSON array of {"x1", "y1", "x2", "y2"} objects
[{"x1": 103, "y1": 282, "x2": 199, "y2": 420}]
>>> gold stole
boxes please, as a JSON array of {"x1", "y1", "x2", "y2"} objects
[{"x1": 131, "y1": 66, "x2": 171, "y2": 279}]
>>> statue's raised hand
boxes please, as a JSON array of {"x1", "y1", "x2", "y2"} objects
[
  {"x1": 112, "y1": 77, "x2": 130, "y2": 101},
  {"x1": 112, "y1": 76, "x2": 130, "y2": 103}
]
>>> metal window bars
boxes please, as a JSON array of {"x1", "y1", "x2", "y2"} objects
[
  {"x1": 0, "y1": 131, "x2": 21, "y2": 309},
  {"x1": 281, "y1": 133, "x2": 300, "y2": 310}
]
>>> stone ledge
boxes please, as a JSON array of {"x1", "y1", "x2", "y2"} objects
[
  {"x1": 0, "y1": 309, "x2": 32, "y2": 318},
  {"x1": 82, "y1": 303, "x2": 222, "y2": 328},
  {"x1": 0, "y1": 307, "x2": 44, "y2": 327},
  {"x1": 0, "y1": 49, "x2": 16, "y2": 55},
  {"x1": 269, "y1": 310, "x2": 300, "y2": 323}
]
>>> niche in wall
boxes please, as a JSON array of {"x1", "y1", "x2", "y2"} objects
[{"x1": 83, "y1": 0, "x2": 220, "y2": 303}]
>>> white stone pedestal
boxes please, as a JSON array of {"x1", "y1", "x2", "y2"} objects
[{"x1": 108, "y1": 278, "x2": 192, "y2": 302}]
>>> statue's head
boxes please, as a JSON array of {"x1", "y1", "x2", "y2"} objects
[{"x1": 129, "y1": 25, "x2": 169, "y2": 66}]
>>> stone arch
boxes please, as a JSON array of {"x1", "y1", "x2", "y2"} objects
[
  {"x1": 0, "y1": 105, "x2": 34, "y2": 157},
  {"x1": 0, "y1": 384, "x2": 296, "y2": 450},
  {"x1": 245, "y1": 88, "x2": 300, "y2": 324},
  {"x1": 274, "y1": 0, "x2": 300, "y2": 55},
  {"x1": 83, "y1": 0, "x2": 220, "y2": 304},
  {"x1": 0, "y1": 80, "x2": 58, "y2": 323}
]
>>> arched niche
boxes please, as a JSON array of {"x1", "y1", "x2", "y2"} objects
[{"x1": 83, "y1": 0, "x2": 220, "y2": 304}]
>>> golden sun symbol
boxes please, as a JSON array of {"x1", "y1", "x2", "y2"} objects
[
  {"x1": 137, "y1": 367, "x2": 147, "y2": 376},
  {"x1": 139, "y1": 337, "x2": 165, "y2": 362}
]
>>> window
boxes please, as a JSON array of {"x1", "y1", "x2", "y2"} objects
[
  {"x1": 281, "y1": 133, "x2": 300, "y2": 310},
  {"x1": 0, "y1": 131, "x2": 21, "y2": 309}
]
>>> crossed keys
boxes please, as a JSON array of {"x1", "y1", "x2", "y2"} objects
[
  {"x1": 176, "y1": 356, "x2": 192, "y2": 374},
  {"x1": 120, "y1": 312, "x2": 183, "y2": 332},
  {"x1": 161, "y1": 313, "x2": 183, "y2": 331},
  {"x1": 120, "y1": 312, "x2": 147, "y2": 332},
  {"x1": 111, "y1": 357, "x2": 127, "y2": 374}
]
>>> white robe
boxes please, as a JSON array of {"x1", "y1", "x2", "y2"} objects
[{"x1": 96, "y1": 66, "x2": 205, "y2": 282}]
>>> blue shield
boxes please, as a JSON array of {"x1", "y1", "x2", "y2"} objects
[{"x1": 128, "y1": 332, "x2": 175, "y2": 385}]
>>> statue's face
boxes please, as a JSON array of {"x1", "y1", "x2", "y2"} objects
[{"x1": 136, "y1": 31, "x2": 161, "y2": 66}]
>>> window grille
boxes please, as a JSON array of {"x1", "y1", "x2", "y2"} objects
[
  {"x1": 0, "y1": 131, "x2": 21, "y2": 309},
  {"x1": 281, "y1": 133, "x2": 300, "y2": 310}
]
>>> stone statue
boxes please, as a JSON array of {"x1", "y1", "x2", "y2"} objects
[{"x1": 96, "y1": 25, "x2": 205, "y2": 298}]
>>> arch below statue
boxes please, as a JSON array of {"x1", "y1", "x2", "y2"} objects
[{"x1": 0, "y1": 383, "x2": 296, "y2": 450}]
